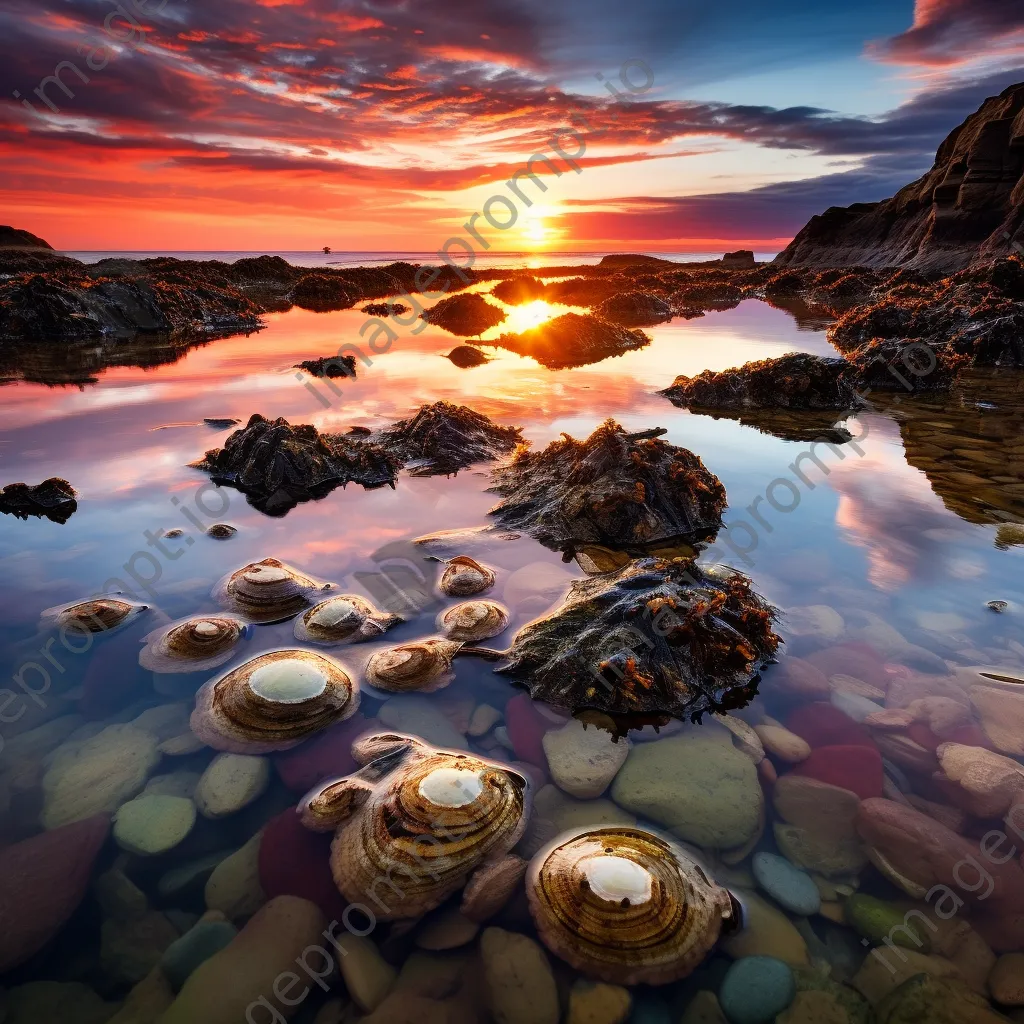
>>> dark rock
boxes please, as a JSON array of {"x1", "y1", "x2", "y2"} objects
[
  {"x1": 490, "y1": 276, "x2": 548, "y2": 304},
  {"x1": 597, "y1": 254, "x2": 678, "y2": 268},
  {"x1": 288, "y1": 273, "x2": 356, "y2": 312},
  {"x1": 205, "y1": 523, "x2": 237, "y2": 539},
  {"x1": 722, "y1": 250, "x2": 756, "y2": 268},
  {"x1": 294, "y1": 354, "x2": 357, "y2": 378},
  {"x1": 190, "y1": 413, "x2": 399, "y2": 516},
  {"x1": 0, "y1": 477, "x2": 77, "y2": 523},
  {"x1": 360, "y1": 302, "x2": 410, "y2": 316},
  {"x1": 487, "y1": 418, "x2": 726, "y2": 552},
  {"x1": 203, "y1": 418, "x2": 240, "y2": 428},
  {"x1": 420, "y1": 293, "x2": 506, "y2": 335},
  {"x1": 494, "y1": 312, "x2": 649, "y2": 369},
  {"x1": 543, "y1": 276, "x2": 622, "y2": 306},
  {"x1": 776, "y1": 83, "x2": 1024, "y2": 272},
  {"x1": 594, "y1": 291, "x2": 674, "y2": 326},
  {"x1": 228, "y1": 255, "x2": 299, "y2": 286},
  {"x1": 490, "y1": 557, "x2": 778, "y2": 726},
  {"x1": 445, "y1": 344, "x2": 490, "y2": 367},
  {"x1": 0, "y1": 225, "x2": 52, "y2": 248}
]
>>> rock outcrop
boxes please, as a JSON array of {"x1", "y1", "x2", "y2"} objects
[
  {"x1": 495, "y1": 313, "x2": 649, "y2": 369},
  {"x1": 776, "y1": 83, "x2": 1024, "y2": 272},
  {"x1": 0, "y1": 478, "x2": 77, "y2": 523},
  {"x1": 420, "y1": 293, "x2": 507, "y2": 335},
  {"x1": 0, "y1": 226, "x2": 53, "y2": 249}
]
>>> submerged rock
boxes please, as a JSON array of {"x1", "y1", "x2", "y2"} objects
[
  {"x1": 294, "y1": 354, "x2": 357, "y2": 378},
  {"x1": 495, "y1": 312, "x2": 649, "y2": 368},
  {"x1": 488, "y1": 419, "x2": 726, "y2": 553},
  {"x1": 190, "y1": 413, "x2": 399, "y2": 515},
  {"x1": 445, "y1": 344, "x2": 490, "y2": 367},
  {"x1": 421, "y1": 293, "x2": 506, "y2": 335},
  {"x1": 595, "y1": 291, "x2": 674, "y2": 326},
  {"x1": 0, "y1": 477, "x2": 77, "y2": 523},
  {"x1": 490, "y1": 556, "x2": 779, "y2": 724}
]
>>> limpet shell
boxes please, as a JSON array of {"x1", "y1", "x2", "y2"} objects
[
  {"x1": 364, "y1": 639, "x2": 463, "y2": 693},
  {"x1": 527, "y1": 826, "x2": 735, "y2": 985},
  {"x1": 139, "y1": 615, "x2": 249, "y2": 673},
  {"x1": 212, "y1": 557, "x2": 336, "y2": 623},
  {"x1": 294, "y1": 594, "x2": 403, "y2": 646},
  {"x1": 41, "y1": 596, "x2": 148, "y2": 636},
  {"x1": 439, "y1": 556, "x2": 496, "y2": 597},
  {"x1": 190, "y1": 648, "x2": 358, "y2": 753},
  {"x1": 299, "y1": 733, "x2": 530, "y2": 919},
  {"x1": 438, "y1": 600, "x2": 510, "y2": 642}
]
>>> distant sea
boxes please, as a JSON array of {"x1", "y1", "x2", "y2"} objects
[{"x1": 63, "y1": 249, "x2": 779, "y2": 270}]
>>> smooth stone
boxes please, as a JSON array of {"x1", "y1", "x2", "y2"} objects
[
  {"x1": 542, "y1": 719, "x2": 629, "y2": 798},
  {"x1": 415, "y1": 903, "x2": 480, "y2": 950},
  {"x1": 132, "y1": 703, "x2": 192, "y2": 741},
  {"x1": 845, "y1": 894, "x2": 931, "y2": 951},
  {"x1": 830, "y1": 691, "x2": 884, "y2": 723},
  {"x1": 0, "y1": 714, "x2": 82, "y2": 772},
  {"x1": 481, "y1": 927, "x2": 559, "y2": 1024},
  {"x1": 785, "y1": 704, "x2": 875, "y2": 749},
  {"x1": 1, "y1": 981, "x2": 118, "y2": 1024},
  {"x1": 805, "y1": 643, "x2": 891, "y2": 691},
  {"x1": 829, "y1": 674, "x2": 886, "y2": 701},
  {"x1": 752, "y1": 853, "x2": 820, "y2": 916},
  {"x1": 761, "y1": 659, "x2": 832, "y2": 700},
  {"x1": 378, "y1": 695, "x2": 469, "y2": 750},
  {"x1": 773, "y1": 823, "x2": 867, "y2": 878},
  {"x1": 611, "y1": 732, "x2": 762, "y2": 849},
  {"x1": 160, "y1": 920, "x2": 239, "y2": 991},
  {"x1": 195, "y1": 753, "x2": 271, "y2": 818},
  {"x1": 41, "y1": 723, "x2": 160, "y2": 829},
  {"x1": 790, "y1": 745, "x2": 883, "y2": 800},
  {"x1": 567, "y1": 979, "x2": 631, "y2": 1024},
  {"x1": 396, "y1": 949, "x2": 472, "y2": 999},
  {"x1": 159, "y1": 733, "x2": 207, "y2": 756},
  {"x1": 113, "y1": 794, "x2": 196, "y2": 855},
  {"x1": 719, "y1": 956, "x2": 796, "y2": 1024},
  {"x1": 852, "y1": 947, "x2": 961, "y2": 1006},
  {"x1": 753, "y1": 724, "x2": 810, "y2": 764},
  {"x1": 518, "y1": 784, "x2": 635, "y2": 857},
  {"x1": 205, "y1": 831, "x2": 266, "y2": 920},
  {"x1": 990, "y1": 952, "x2": 1024, "y2": 1006},
  {"x1": 157, "y1": 896, "x2": 328, "y2": 1023},
  {"x1": 107, "y1": 966, "x2": 175, "y2": 1023},
  {"x1": 461, "y1": 854, "x2": 527, "y2": 922},
  {"x1": 468, "y1": 703, "x2": 503, "y2": 736},
  {"x1": 715, "y1": 715, "x2": 765, "y2": 763},
  {"x1": 333, "y1": 933, "x2": 396, "y2": 1012},
  {"x1": 971, "y1": 686, "x2": 1024, "y2": 757},
  {"x1": 935, "y1": 742, "x2": 1024, "y2": 817},
  {"x1": 722, "y1": 892, "x2": 809, "y2": 966},
  {"x1": 144, "y1": 771, "x2": 202, "y2": 799},
  {"x1": 94, "y1": 865, "x2": 149, "y2": 922},
  {"x1": 874, "y1": 973, "x2": 1006, "y2": 1022},
  {"x1": 680, "y1": 991, "x2": 729, "y2": 1024},
  {"x1": 101, "y1": 910, "x2": 180, "y2": 985}
]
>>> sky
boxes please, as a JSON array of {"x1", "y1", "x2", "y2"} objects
[{"x1": 1, "y1": 0, "x2": 1023, "y2": 251}]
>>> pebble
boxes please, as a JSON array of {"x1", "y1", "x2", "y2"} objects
[
  {"x1": 194, "y1": 753, "x2": 270, "y2": 818},
  {"x1": 719, "y1": 956, "x2": 796, "y2": 1024},
  {"x1": 935, "y1": 742, "x2": 1024, "y2": 817},
  {"x1": 113, "y1": 794, "x2": 196, "y2": 855},
  {"x1": 851, "y1": 948, "x2": 961, "y2": 1006},
  {"x1": 414, "y1": 904, "x2": 480, "y2": 950},
  {"x1": 519, "y1": 783, "x2": 635, "y2": 857},
  {"x1": 205, "y1": 831, "x2": 266, "y2": 920},
  {"x1": 721, "y1": 892, "x2": 809, "y2": 966},
  {"x1": 160, "y1": 920, "x2": 238, "y2": 990},
  {"x1": 542, "y1": 719, "x2": 629, "y2": 798},
  {"x1": 751, "y1": 853, "x2": 820, "y2": 916},
  {"x1": 989, "y1": 952, "x2": 1024, "y2": 1005},
  {"x1": 461, "y1": 853, "x2": 527, "y2": 922},
  {"x1": 100, "y1": 910, "x2": 180, "y2": 985},
  {"x1": 844, "y1": 894, "x2": 931, "y2": 950},
  {"x1": 567, "y1": 979, "x2": 631, "y2": 1024},
  {"x1": 334, "y1": 933, "x2": 397, "y2": 1012},
  {"x1": 716, "y1": 715, "x2": 765, "y2": 763},
  {"x1": 468, "y1": 703, "x2": 503, "y2": 736},
  {"x1": 829, "y1": 690, "x2": 883, "y2": 723},
  {"x1": 970, "y1": 685, "x2": 1024, "y2": 756},
  {"x1": 378, "y1": 694, "x2": 469, "y2": 749},
  {"x1": 773, "y1": 823, "x2": 867, "y2": 878},
  {"x1": 761, "y1": 659, "x2": 832, "y2": 700},
  {"x1": 786, "y1": 605, "x2": 845, "y2": 643},
  {"x1": 143, "y1": 771, "x2": 202, "y2": 799},
  {"x1": 158, "y1": 851, "x2": 231, "y2": 900},
  {"x1": 753, "y1": 724, "x2": 810, "y2": 763},
  {"x1": 480, "y1": 926, "x2": 559, "y2": 1024},
  {"x1": 790, "y1": 744, "x2": 883, "y2": 800}
]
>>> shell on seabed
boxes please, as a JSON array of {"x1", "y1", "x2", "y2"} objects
[
  {"x1": 212, "y1": 557, "x2": 336, "y2": 623},
  {"x1": 299, "y1": 733, "x2": 530, "y2": 919},
  {"x1": 526, "y1": 826, "x2": 736, "y2": 986},
  {"x1": 294, "y1": 594, "x2": 403, "y2": 646},
  {"x1": 364, "y1": 638, "x2": 463, "y2": 692},
  {"x1": 139, "y1": 615, "x2": 249, "y2": 673},
  {"x1": 438, "y1": 600, "x2": 510, "y2": 642},
  {"x1": 439, "y1": 555, "x2": 496, "y2": 597},
  {"x1": 190, "y1": 648, "x2": 359, "y2": 753},
  {"x1": 40, "y1": 596, "x2": 148, "y2": 636}
]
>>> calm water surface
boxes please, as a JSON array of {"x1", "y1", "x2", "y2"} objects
[{"x1": 1, "y1": 284, "x2": 1022, "y2": 1021}]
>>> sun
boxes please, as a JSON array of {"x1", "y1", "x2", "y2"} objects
[{"x1": 521, "y1": 208, "x2": 560, "y2": 248}]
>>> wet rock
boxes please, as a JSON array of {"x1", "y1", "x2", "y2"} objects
[
  {"x1": 761, "y1": 659, "x2": 832, "y2": 701},
  {"x1": 415, "y1": 904, "x2": 480, "y2": 950},
  {"x1": 467, "y1": 703, "x2": 502, "y2": 736},
  {"x1": 377, "y1": 694, "x2": 469, "y2": 749},
  {"x1": 295, "y1": 354, "x2": 357, "y2": 378},
  {"x1": 754, "y1": 723, "x2": 811, "y2": 763},
  {"x1": 205, "y1": 831, "x2": 266, "y2": 920},
  {"x1": 361, "y1": 301, "x2": 410, "y2": 315},
  {"x1": 491, "y1": 276, "x2": 548, "y2": 304},
  {"x1": 567, "y1": 979, "x2": 632, "y2": 1024},
  {"x1": 158, "y1": 851, "x2": 230, "y2": 900},
  {"x1": 504, "y1": 694, "x2": 558, "y2": 765},
  {"x1": 101, "y1": 909, "x2": 180, "y2": 985},
  {"x1": 773, "y1": 823, "x2": 867, "y2": 878},
  {"x1": 0, "y1": 477, "x2": 77, "y2": 523},
  {"x1": 0, "y1": 981, "x2": 118, "y2": 1024},
  {"x1": 421, "y1": 293, "x2": 506, "y2": 335},
  {"x1": 875, "y1": 974, "x2": 1008, "y2": 1024},
  {"x1": 480, "y1": 926, "x2": 559, "y2": 1024},
  {"x1": 790, "y1": 744, "x2": 883, "y2": 799},
  {"x1": 752, "y1": 852, "x2": 820, "y2": 916},
  {"x1": 786, "y1": 703, "x2": 875, "y2": 749},
  {"x1": 518, "y1": 783, "x2": 635, "y2": 857},
  {"x1": 143, "y1": 771, "x2": 201, "y2": 800},
  {"x1": 845, "y1": 894, "x2": 931, "y2": 951},
  {"x1": 970, "y1": 685, "x2": 1024, "y2": 756},
  {"x1": 461, "y1": 854, "x2": 527, "y2": 922},
  {"x1": 495, "y1": 312, "x2": 649, "y2": 368},
  {"x1": 194, "y1": 753, "x2": 270, "y2": 818},
  {"x1": 989, "y1": 952, "x2": 1024, "y2": 1006},
  {"x1": 719, "y1": 956, "x2": 796, "y2": 1024},
  {"x1": 772, "y1": 775, "x2": 860, "y2": 841},
  {"x1": 786, "y1": 605, "x2": 845, "y2": 644},
  {"x1": 934, "y1": 742, "x2": 1024, "y2": 817},
  {"x1": 722, "y1": 892, "x2": 810, "y2": 965},
  {"x1": 542, "y1": 719, "x2": 629, "y2": 798},
  {"x1": 0, "y1": 813, "x2": 110, "y2": 972},
  {"x1": 804, "y1": 643, "x2": 891, "y2": 691},
  {"x1": 335, "y1": 934, "x2": 397, "y2": 1011},
  {"x1": 288, "y1": 272, "x2": 356, "y2": 311},
  {"x1": 595, "y1": 290, "x2": 673, "y2": 326},
  {"x1": 446, "y1": 344, "x2": 490, "y2": 367},
  {"x1": 113, "y1": 794, "x2": 196, "y2": 855},
  {"x1": 611, "y1": 731, "x2": 763, "y2": 848}
]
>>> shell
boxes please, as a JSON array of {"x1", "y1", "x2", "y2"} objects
[
  {"x1": 299, "y1": 733, "x2": 530, "y2": 919},
  {"x1": 294, "y1": 594, "x2": 403, "y2": 645},
  {"x1": 41, "y1": 596, "x2": 148, "y2": 636},
  {"x1": 139, "y1": 615, "x2": 249, "y2": 673},
  {"x1": 438, "y1": 600, "x2": 510, "y2": 642},
  {"x1": 364, "y1": 639, "x2": 463, "y2": 693},
  {"x1": 212, "y1": 557, "x2": 336, "y2": 623},
  {"x1": 526, "y1": 826, "x2": 735, "y2": 985},
  {"x1": 439, "y1": 556, "x2": 496, "y2": 597},
  {"x1": 190, "y1": 648, "x2": 359, "y2": 753}
]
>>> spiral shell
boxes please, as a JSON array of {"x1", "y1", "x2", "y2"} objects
[
  {"x1": 438, "y1": 600, "x2": 510, "y2": 642},
  {"x1": 439, "y1": 556, "x2": 496, "y2": 597},
  {"x1": 213, "y1": 557, "x2": 336, "y2": 623},
  {"x1": 364, "y1": 639, "x2": 463, "y2": 693},
  {"x1": 190, "y1": 648, "x2": 358, "y2": 753},
  {"x1": 526, "y1": 826, "x2": 735, "y2": 985},
  {"x1": 41, "y1": 596, "x2": 148, "y2": 635},
  {"x1": 139, "y1": 615, "x2": 248, "y2": 673},
  {"x1": 294, "y1": 594, "x2": 403, "y2": 646},
  {"x1": 300, "y1": 733, "x2": 530, "y2": 919}
]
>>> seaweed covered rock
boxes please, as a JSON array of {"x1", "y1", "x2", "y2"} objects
[
  {"x1": 488, "y1": 419, "x2": 726, "y2": 552},
  {"x1": 543, "y1": 277, "x2": 622, "y2": 306},
  {"x1": 491, "y1": 276, "x2": 548, "y2": 304},
  {"x1": 420, "y1": 293, "x2": 506, "y2": 335},
  {"x1": 661, "y1": 354, "x2": 862, "y2": 411},
  {"x1": 491, "y1": 557, "x2": 779, "y2": 724},
  {"x1": 0, "y1": 478, "x2": 77, "y2": 523},
  {"x1": 288, "y1": 273, "x2": 357, "y2": 312},
  {"x1": 445, "y1": 345, "x2": 490, "y2": 367},
  {"x1": 294, "y1": 354, "x2": 357, "y2": 378},
  {"x1": 495, "y1": 313, "x2": 649, "y2": 369},
  {"x1": 594, "y1": 291, "x2": 673, "y2": 327},
  {"x1": 369, "y1": 401, "x2": 522, "y2": 476},
  {"x1": 360, "y1": 302, "x2": 410, "y2": 316},
  {"x1": 845, "y1": 340, "x2": 971, "y2": 392},
  {"x1": 191, "y1": 414, "x2": 398, "y2": 515}
]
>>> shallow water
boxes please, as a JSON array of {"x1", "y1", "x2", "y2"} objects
[{"x1": 1, "y1": 283, "x2": 1023, "y2": 1021}]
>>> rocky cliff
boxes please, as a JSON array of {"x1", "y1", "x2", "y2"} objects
[
  {"x1": 775, "y1": 84, "x2": 1024, "y2": 272},
  {"x1": 0, "y1": 226, "x2": 53, "y2": 249}
]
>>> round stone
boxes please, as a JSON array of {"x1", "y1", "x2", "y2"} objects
[
  {"x1": 584, "y1": 855, "x2": 652, "y2": 905},
  {"x1": 113, "y1": 795, "x2": 196, "y2": 856},
  {"x1": 248, "y1": 660, "x2": 326, "y2": 702},
  {"x1": 751, "y1": 853, "x2": 820, "y2": 916},
  {"x1": 419, "y1": 767, "x2": 484, "y2": 807},
  {"x1": 719, "y1": 956, "x2": 795, "y2": 1024}
]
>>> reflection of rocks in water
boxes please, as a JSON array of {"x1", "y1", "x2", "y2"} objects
[
  {"x1": 0, "y1": 478, "x2": 77, "y2": 523},
  {"x1": 997, "y1": 524, "x2": 1024, "y2": 549},
  {"x1": 491, "y1": 276, "x2": 547, "y2": 304},
  {"x1": 875, "y1": 369, "x2": 1024, "y2": 527},
  {"x1": 294, "y1": 354, "x2": 357, "y2": 378},
  {"x1": 445, "y1": 344, "x2": 490, "y2": 367},
  {"x1": 494, "y1": 313, "x2": 650, "y2": 369},
  {"x1": 594, "y1": 291, "x2": 674, "y2": 327},
  {"x1": 683, "y1": 407, "x2": 855, "y2": 445},
  {"x1": 360, "y1": 301, "x2": 410, "y2": 316},
  {"x1": 420, "y1": 293, "x2": 506, "y2": 335}
]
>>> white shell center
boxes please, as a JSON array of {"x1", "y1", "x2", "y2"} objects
[
  {"x1": 248, "y1": 658, "x2": 327, "y2": 703},
  {"x1": 418, "y1": 767, "x2": 484, "y2": 807},
  {"x1": 194, "y1": 620, "x2": 221, "y2": 637},
  {"x1": 310, "y1": 601, "x2": 358, "y2": 628},
  {"x1": 247, "y1": 565, "x2": 291, "y2": 584},
  {"x1": 584, "y1": 855, "x2": 653, "y2": 905}
]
